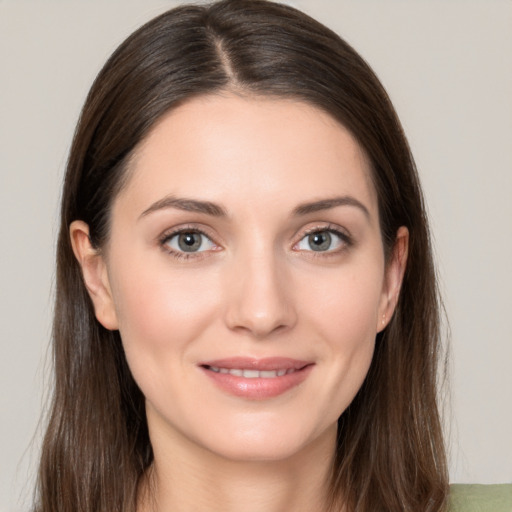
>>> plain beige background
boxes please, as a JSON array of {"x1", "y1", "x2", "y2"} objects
[{"x1": 1, "y1": 1, "x2": 511, "y2": 510}]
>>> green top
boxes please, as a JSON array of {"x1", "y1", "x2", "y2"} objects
[{"x1": 449, "y1": 484, "x2": 512, "y2": 512}]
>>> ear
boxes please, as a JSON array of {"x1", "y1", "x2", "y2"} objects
[
  {"x1": 69, "y1": 220, "x2": 119, "y2": 330},
  {"x1": 377, "y1": 226, "x2": 409, "y2": 332}
]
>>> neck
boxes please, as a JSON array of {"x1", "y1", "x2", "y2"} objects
[{"x1": 138, "y1": 419, "x2": 339, "y2": 512}]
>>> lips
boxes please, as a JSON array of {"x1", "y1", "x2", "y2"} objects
[{"x1": 199, "y1": 357, "x2": 314, "y2": 400}]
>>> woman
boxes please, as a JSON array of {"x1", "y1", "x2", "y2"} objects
[{"x1": 35, "y1": 0, "x2": 449, "y2": 510}]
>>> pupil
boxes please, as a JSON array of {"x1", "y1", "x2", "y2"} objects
[
  {"x1": 309, "y1": 231, "x2": 331, "y2": 251},
  {"x1": 178, "y1": 233, "x2": 201, "y2": 252}
]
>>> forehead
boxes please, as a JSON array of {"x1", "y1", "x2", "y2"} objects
[{"x1": 118, "y1": 93, "x2": 378, "y2": 219}]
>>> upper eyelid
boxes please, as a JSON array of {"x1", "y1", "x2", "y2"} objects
[
  {"x1": 159, "y1": 224, "x2": 218, "y2": 243},
  {"x1": 295, "y1": 223, "x2": 352, "y2": 241},
  {"x1": 299, "y1": 229, "x2": 349, "y2": 245},
  {"x1": 158, "y1": 227, "x2": 219, "y2": 259}
]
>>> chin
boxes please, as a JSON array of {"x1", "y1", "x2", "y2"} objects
[{"x1": 186, "y1": 414, "x2": 337, "y2": 464}]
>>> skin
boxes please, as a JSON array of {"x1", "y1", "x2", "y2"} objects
[{"x1": 71, "y1": 93, "x2": 408, "y2": 512}]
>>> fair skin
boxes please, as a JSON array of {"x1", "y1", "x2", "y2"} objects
[{"x1": 71, "y1": 93, "x2": 408, "y2": 512}]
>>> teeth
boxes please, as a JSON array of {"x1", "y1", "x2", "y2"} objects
[{"x1": 208, "y1": 366, "x2": 295, "y2": 378}]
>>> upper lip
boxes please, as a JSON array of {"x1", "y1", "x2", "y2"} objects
[{"x1": 199, "y1": 357, "x2": 312, "y2": 371}]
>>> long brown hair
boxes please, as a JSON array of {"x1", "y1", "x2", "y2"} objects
[{"x1": 35, "y1": 1, "x2": 448, "y2": 510}]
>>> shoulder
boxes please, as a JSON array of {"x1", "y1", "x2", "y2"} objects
[{"x1": 448, "y1": 484, "x2": 512, "y2": 512}]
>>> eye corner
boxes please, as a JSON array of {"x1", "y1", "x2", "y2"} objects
[
  {"x1": 293, "y1": 224, "x2": 353, "y2": 255},
  {"x1": 158, "y1": 226, "x2": 221, "y2": 260}
]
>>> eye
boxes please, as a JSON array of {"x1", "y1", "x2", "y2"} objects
[
  {"x1": 163, "y1": 230, "x2": 216, "y2": 254},
  {"x1": 295, "y1": 229, "x2": 348, "y2": 252}
]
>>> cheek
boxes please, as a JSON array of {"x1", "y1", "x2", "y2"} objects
[
  {"x1": 298, "y1": 258, "x2": 384, "y2": 345},
  {"x1": 294, "y1": 258, "x2": 384, "y2": 409},
  {"x1": 108, "y1": 258, "x2": 221, "y2": 369}
]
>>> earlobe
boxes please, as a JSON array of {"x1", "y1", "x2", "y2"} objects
[
  {"x1": 377, "y1": 226, "x2": 409, "y2": 332},
  {"x1": 69, "y1": 221, "x2": 119, "y2": 330}
]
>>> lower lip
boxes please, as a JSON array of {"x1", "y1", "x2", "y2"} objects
[{"x1": 200, "y1": 365, "x2": 314, "y2": 400}]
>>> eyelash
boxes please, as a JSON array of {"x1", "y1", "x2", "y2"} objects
[
  {"x1": 297, "y1": 224, "x2": 353, "y2": 256},
  {"x1": 159, "y1": 226, "x2": 216, "y2": 261},
  {"x1": 158, "y1": 224, "x2": 353, "y2": 261},
  {"x1": 300, "y1": 224, "x2": 353, "y2": 246}
]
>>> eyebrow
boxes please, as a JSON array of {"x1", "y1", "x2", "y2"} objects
[
  {"x1": 139, "y1": 196, "x2": 227, "y2": 219},
  {"x1": 292, "y1": 196, "x2": 370, "y2": 218},
  {"x1": 139, "y1": 194, "x2": 370, "y2": 220}
]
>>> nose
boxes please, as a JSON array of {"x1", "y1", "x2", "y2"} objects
[{"x1": 224, "y1": 250, "x2": 297, "y2": 339}]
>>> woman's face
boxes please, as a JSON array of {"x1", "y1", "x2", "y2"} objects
[{"x1": 74, "y1": 93, "x2": 406, "y2": 462}]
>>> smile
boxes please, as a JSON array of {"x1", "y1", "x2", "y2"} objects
[
  {"x1": 199, "y1": 358, "x2": 314, "y2": 400},
  {"x1": 206, "y1": 366, "x2": 295, "y2": 378}
]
